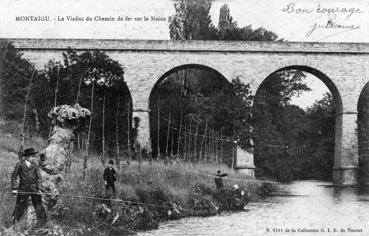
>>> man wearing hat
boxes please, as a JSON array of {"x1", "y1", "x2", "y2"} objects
[
  {"x1": 103, "y1": 160, "x2": 117, "y2": 195},
  {"x1": 11, "y1": 147, "x2": 47, "y2": 224}
]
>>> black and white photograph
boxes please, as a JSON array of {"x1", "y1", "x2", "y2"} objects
[{"x1": 0, "y1": 0, "x2": 369, "y2": 235}]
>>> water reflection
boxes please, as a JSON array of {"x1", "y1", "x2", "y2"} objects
[{"x1": 138, "y1": 181, "x2": 369, "y2": 236}]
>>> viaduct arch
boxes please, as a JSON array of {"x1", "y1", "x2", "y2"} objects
[{"x1": 6, "y1": 38, "x2": 369, "y2": 185}]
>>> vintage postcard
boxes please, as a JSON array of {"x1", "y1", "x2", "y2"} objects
[{"x1": 1, "y1": 0, "x2": 369, "y2": 235}]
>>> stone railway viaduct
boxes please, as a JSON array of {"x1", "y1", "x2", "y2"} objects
[{"x1": 7, "y1": 38, "x2": 369, "y2": 185}]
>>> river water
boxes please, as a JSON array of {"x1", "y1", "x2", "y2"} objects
[{"x1": 138, "y1": 181, "x2": 369, "y2": 236}]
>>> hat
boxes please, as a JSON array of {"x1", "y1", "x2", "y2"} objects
[
  {"x1": 23, "y1": 147, "x2": 38, "y2": 156},
  {"x1": 108, "y1": 160, "x2": 114, "y2": 165}
]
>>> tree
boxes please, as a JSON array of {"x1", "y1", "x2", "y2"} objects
[
  {"x1": 253, "y1": 87, "x2": 335, "y2": 181},
  {"x1": 237, "y1": 26, "x2": 279, "y2": 41},
  {"x1": 33, "y1": 49, "x2": 132, "y2": 156},
  {"x1": 149, "y1": 66, "x2": 256, "y2": 165},
  {"x1": 0, "y1": 40, "x2": 35, "y2": 121},
  {"x1": 304, "y1": 93, "x2": 335, "y2": 180},
  {"x1": 218, "y1": 4, "x2": 237, "y2": 39},
  {"x1": 226, "y1": 78, "x2": 253, "y2": 151},
  {"x1": 217, "y1": 4, "x2": 279, "y2": 41},
  {"x1": 253, "y1": 70, "x2": 311, "y2": 181},
  {"x1": 169, "y1": 0, "x2": 218, "y2": 40},
  {"x1": 169, "y1": 1, "x2": 280, "y2": 41},
  {"x1": 168, "y1": 1, "x2": 286, "y2": 168}
]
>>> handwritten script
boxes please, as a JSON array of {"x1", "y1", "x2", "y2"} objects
[
  {"x1": 282, "y1": 2, "x2": 364, "y2": 38},
  {"x1": 306, "y1": 20, "x2": 359, "y2": 37},
  {"x1": 282, "y1": 2, "x2": 364, "y2": 18}
]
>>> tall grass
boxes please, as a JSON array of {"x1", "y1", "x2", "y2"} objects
[
  {"x1": 0, "y1": 135, "x2": 277, "y2": 234},
  {"x1": 0, "y1": 134, "x2": 48, "y2": 231}
]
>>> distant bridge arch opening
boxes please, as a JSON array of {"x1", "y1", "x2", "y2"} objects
[
  {"x1": 148, "y1": 64, "x2": 235, "y2": 160},
  {"x1": 253, "y1": 65, "x2": 343, "y2": 181},
  {"x1": 255, "y1": 65, "x2": 343, "y2": 112},
  {"x1": 148, "y1": 63, "x2": 231, "y2": 108}
]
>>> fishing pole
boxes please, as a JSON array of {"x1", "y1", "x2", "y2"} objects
[
  {"x1": 12, "y1": 191, "x2": 207, "y2": 214},
  {"x1": 19, "y1": 69, "x2": 36, "y2": 159}
]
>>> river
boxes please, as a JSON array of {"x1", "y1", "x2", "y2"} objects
[{"x1": 137, "y1": 181, "x2": 369, "y2": 236}]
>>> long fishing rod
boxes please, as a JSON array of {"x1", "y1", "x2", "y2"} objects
[
  {"x1": 12, "y1": 191, "x2": 207, "y2": 214},
  {"x1": 49, "y1": 66, "x2": 60, "y2": 137},
  {"x1": 75, "y1": 58, "x2": 90, "y2": 105},
  {"x1": 19, "y1": 69, "x2": 36, "y2": 159}
]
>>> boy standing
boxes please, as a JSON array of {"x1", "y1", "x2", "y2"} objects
[
  {"x1": 103, "y1": 160, "x2": 117, "y2": 195},
  {"x1": 11, "y1": 147, "x2": 47, "y2": 224}
]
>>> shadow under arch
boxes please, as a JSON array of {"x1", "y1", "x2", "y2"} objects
[
  {"x1": 357, "y1": 82, "x2": 369, "y2": 184},
  {"x1": 252, "y1": 65, "x2": 343, "y2": 180},
  {"x1": 148, "y1": 63, "x2": 232, "y2": 158},
  {"x1": 148, "y1": 64, "x2": 231, "y2": 109},
  {"x1": 100, "y1": 80, "x2": 134, "y2": 160},
  {"x1": 254, "y1": 65, "x2": 343, "y2": 112}
]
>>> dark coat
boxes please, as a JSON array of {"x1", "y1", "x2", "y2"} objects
[
  {"x1": 215, "y1": 173, "x2": 228, "y2": 189},
  {"x1": 11, "y1": 160, "x2": 42, "y2": 190},
  {"x1": 215, "y1": 176, "x2": 224, "y2": 189},
  {"x1": 103, "y1": 166, "x2": 116, "y2": 183}
]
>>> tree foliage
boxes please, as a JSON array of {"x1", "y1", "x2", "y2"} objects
[
  {"x1": 149, "y1": 68, "x2": 253, "y2": 164},
  {"x1": 30, "y1": 49, "x2": 133, "y2": 155},
  {"x1": 169, "y1": 2, "x2": 279, "y2": 41},
  {"x1": 0, "y1": 40, "x2": 35, "y2": 121},
  {"x1": 169, "y1": 0, "x2": 217, "y2": 40},
  {"x1": 254, "y1": 86, "x2": 335, "y2": 181}
]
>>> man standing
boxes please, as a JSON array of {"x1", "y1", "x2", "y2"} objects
[
  {"x1": 11, "y1": 147, "x2": 47, "y2": 224},
  {"x1": 103, "y1": 160, "x2": 117, "y2": 195}
]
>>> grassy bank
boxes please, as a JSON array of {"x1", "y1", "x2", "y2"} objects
[{"x1": 0, "y1": 135, "x2": 278, "y2": 235}]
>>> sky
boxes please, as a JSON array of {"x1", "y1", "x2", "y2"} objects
[
  {"x1": 1, "y1": 0, "x2": 368, "y2": 42},
  {"x1": 1, "y1": 0, "x2": 368, "y2": 108}
]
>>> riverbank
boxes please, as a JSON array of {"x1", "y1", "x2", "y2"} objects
[
  {"x1": 136, "y1": 180, "x2": 369, "y2": 236},
  {"x1": 0, "y1": 135, "x2": 278, "y2": 235}
]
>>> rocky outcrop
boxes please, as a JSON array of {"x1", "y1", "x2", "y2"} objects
[
  {"x1": 21, "y1": 104, "x2": 90, "y2": 226},
  {"x1": 39, "y1": 104, "x2": 90, "y2": 210}
]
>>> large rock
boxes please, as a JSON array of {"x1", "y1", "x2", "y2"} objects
[
  {"x1": 39, "y1": 104, "x2": 90, "y2": 210},
  {"x1": 40, "y1": 104, "x2": 90, "y2": 210},
  {"x1": 21, "y1": 104, "x2": 90, "y2": 226}
]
